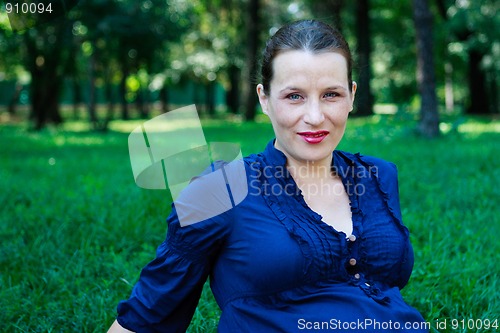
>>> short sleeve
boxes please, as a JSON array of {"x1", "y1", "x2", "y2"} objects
[{"x1": 116, "y1": 202, "x2": 231, "y2": 332}]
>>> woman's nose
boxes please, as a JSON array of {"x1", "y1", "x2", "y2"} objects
[{"x1": 303, "y1": 101, "x2": 325, "y2": 126}]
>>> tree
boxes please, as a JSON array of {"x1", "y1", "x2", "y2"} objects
[
  {"x1": 23, "y1": 18, "x2": 73, "y2": 130},
  {"x1": 0, "y1": 21, "x2": 25, "y2": 116},
  {"x1": 75, "y1": 0, "x2": 189, "y2": 125},
  {"x1": 220, "y1": 1, "x2": 246, "y2": 114},
  {"x1": 369, "y1": 0, "x2": 417, "y2": 110},
  {"x1": 413, "y1": 0, "x2": 440, "y2": 137},
  {"x1": 0, "y1": 0, "x2": 193, "y2": 130},
  {"x1": 310, "y1": 0, "x2": 345, "y2": 31},
  {"x1": 75, "y1": 0, "x2": 122, "y2": 129},
  {"x1": 0, "y1": 0, "x2": 81, "y2": 130},
  {"x1": 243, "y1": 0, "x2": 261, "y2": 121},
  {"x1": 436, "y1": 0, "x2": 499, "y2": 115},
  {"x1": 354, "y1": 0, "x2": 373, "y2": 116}
]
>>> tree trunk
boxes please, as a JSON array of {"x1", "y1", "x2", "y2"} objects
[
  {"x1": 72, "y1": 78, "x2": 82, "y2": 120},
  {"x1": 226, "y1": 64, "x2": 240, "y2": 114},
  {"x1": 29, "y1": 60, "x2": 63, "y2": 130},
  {"x1": 466, "y1": 50, "x2": 489, "y2": 114},
  {"x1": 311, "y1": 0, "x2": 344, "y2": 31},
  {"x1": 88, "y1": 47, "x2": 98, "y2": 130},
  {"x1": 243, "y1": 0, "x2": 260, "y2": 121},
  {"x1": 434, "y1": 0, "x2": 496, "y2": 115},
  {"x1": 136, "y1": 85, "x2": 149, "y2": 119},
  {"x1": 160, "y1": 84, "x2": 169, "y2": 113},
  {"x1": 30, "y1": 68, "x2": 64, "y2": 130},
  {"x1": 413, "y1": 0, "x2": 440, "y2": 137},
  {"x1": 105, "y1": 76, "x2": 115, "y2": 122},
  {"x1": 354, "y1": 0, "x2": 373, "y2": 116},
  {"x1": 444, "y1": 62, "x2": 454, "y2": 112},
  {"x1": 206, "y1": 81, "x2": 215, "y2": 116},
  {"x1": 8, "y1": 83, "x2": 22, "y2": 116},
  {"x1": 193, "y1": 82, "x2": 203, "y2": 113},
  {"x1": 120, "y1": 62, "x2": 130, "y2": 120},
  {"x1": 47, "y1": 76, "x2": 63, "y2": 125},
  {"x1": 25, "y1": 26, "x2": 66, "y2": 130},
  {"x1": 487, "y1": 70, "x2": 498, "y2": 114}
]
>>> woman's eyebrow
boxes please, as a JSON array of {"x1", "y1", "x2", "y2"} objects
[
  {"x1": 325, "y1": 85, "x2": 347, "y2": 90},
  {"x1": 279, "y1": 85, "x2": 347, "y2": 93},
  {"x1": 279, "y1": 86, "x2": 301, "y2": 93}
]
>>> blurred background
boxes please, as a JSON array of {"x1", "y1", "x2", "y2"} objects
[
  {"x1": 0, "y1": 0, "x2": 498, "y2": 133},
  {"x1": 0, "y1": 1, "x2": 499, "y2": 332}
]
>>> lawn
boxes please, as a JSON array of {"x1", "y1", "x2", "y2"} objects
[{"x1": 0, "y1": 114, "x2": 499, "y2": 332}]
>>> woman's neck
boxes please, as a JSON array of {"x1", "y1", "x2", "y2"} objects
[{"x1": 285, "y1": 155, "x2": 334, "y2": 184}]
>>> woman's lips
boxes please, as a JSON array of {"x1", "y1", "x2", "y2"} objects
[{"x1": 297, "y1": 131, "x2": 330, "y2": 144}]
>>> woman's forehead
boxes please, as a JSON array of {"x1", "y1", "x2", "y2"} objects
[{"x1": 270, "y1": 50, "x2": 349, "y2": 88}]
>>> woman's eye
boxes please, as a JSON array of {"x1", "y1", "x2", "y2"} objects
[
  {"x1": 287, "y1": 93, "x2": 302, "y2": 101},
  {"x1": 324, "y1": 92, "x2": 339, "y2": 98}
]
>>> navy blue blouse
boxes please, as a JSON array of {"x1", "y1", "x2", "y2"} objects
[{"x1": 116, "y1": 140, "x2": 428, "y2": 332}]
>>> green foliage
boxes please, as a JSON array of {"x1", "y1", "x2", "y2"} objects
[
  {"x1": 0, "y1": 116, "x2": 499, "y2": 332},
  {"x1": 1, "y1": 0, "x2": 499, "y2": 127}
]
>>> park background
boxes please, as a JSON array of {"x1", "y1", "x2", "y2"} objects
[{"x1": 0, "y1": 0, "x2": 499, "y2": 332}]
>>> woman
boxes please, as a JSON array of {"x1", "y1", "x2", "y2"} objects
[{"x1": 108, "y1": 20, "x2": 428, "y2": 332}]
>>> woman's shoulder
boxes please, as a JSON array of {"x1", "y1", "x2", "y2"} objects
[
  {"x1": 172, "y1": 158, "x2": 247, "y2": 228},
  {"x1": 334, "y1": 151, "x2": 401, "y2": 205},
  {"x1": 165, "y1": 159, "x2": 244, "y2": 256},
  {"x1": 337, "y1": 151, "x2": 405, "y2": 225}
]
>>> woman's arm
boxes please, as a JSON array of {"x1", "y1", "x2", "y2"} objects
[
  {"x1": 110, "y1": 201, "x2": 232, "y2": 331},
  {"x1": 107, "y1": 320, "x2": 134, "y2": 333},
  {"x1": 110, "y1": 165, "x2": 235, "y2": 331}
]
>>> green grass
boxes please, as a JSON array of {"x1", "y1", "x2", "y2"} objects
[{"x1": 0, "y1": 115, "x2": 499, "y2": 332}]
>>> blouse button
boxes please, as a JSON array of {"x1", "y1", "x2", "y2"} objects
[
  {"x1": 349, "y1": 258, "x2": 357, "y2": 266},
  {"x1": 354, "y1": 273, "x2": 361, "y2": 280},
  {"x1": 348, "y1": 234, "x2": 357, "y2": 242}
]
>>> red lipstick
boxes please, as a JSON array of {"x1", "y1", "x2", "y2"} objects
[{"x1": 297, "y1": 131, "x2": 330, "y2": 144}]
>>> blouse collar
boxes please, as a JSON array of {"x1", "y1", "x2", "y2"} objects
[
  {"x1": 262, "y1": 139, "x2": 287, "y2": 167},
  {"x1": 261, "y1": 138, "x2": 361, "y2": 215}
]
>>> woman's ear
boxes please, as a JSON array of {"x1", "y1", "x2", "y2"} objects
[
  {"x1": 256, "y1": 84, "x2": 269, "y2": 115},
  {"x1": 349, "y1": 81, "x2": 357, "y2": 112}
]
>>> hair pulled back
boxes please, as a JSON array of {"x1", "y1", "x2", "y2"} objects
[{"x1": 260, "y1": 20, "x2": 353, "y2": 95}]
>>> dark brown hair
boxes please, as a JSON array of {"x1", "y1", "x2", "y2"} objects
[{"x1": 260, "y1": 20, "x2": 353, "y2": 95}]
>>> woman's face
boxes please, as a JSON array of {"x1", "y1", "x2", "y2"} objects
[{"x1": 257, "y1": 50, "x2": 356, "y2": 167}]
